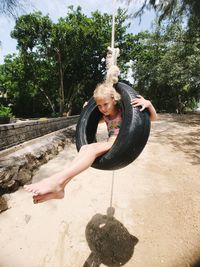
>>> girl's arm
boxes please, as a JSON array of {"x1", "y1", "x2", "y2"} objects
[{"x1": 131, "y1": 95, "x2": 157, "y2": 121}]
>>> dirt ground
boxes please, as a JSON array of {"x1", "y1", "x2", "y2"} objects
[{"x1": 0, "y1": 113, "x2": 200, "y2": 267}]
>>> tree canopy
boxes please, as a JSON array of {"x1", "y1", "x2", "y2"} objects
[
  {"x1": 0, "y1": 4, "x2": 199, "y2": 117},
  {"x1": 0, "y1": 7, "x2": 131, "y2": 117}
]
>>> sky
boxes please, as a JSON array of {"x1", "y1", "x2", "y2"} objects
[{"x1": 0, "y1": 0, "x2": 156, "y2": 64}]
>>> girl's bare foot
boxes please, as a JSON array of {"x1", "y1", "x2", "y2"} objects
[
  {"x1": 24, "y1": 178, "x2": 63, "y2": 195},
  {"x1": 24, "y1": 173, "x2": 70, "y2": 196},
  {"x1": 33, "y1": 190, "x2": 65, "y2": 204}
]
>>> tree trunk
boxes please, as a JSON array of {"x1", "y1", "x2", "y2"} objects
[
  {"x1": 57, "y1": 50, "x2": 65, "y2": 115},
  {"x1": 38, "y1": 88, "x2": 55, "y2": 114}
]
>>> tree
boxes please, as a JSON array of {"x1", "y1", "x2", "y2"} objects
[
  {"x1": 120, "y1": 0, "x2": 200, "y2": 28},
  {"x1": 128, "y1": 16, "x2": 200, "y2": 113},
  {"x1": 1, "y1": 7, "x2": 131, "y2": 117},
  {"x1": 0, "y1": 0, "x2": 29, "y2": 18}
]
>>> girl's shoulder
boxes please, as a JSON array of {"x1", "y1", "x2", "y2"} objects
[
  {"x1": 115, "y1": 105, "x2": 122, "y2": 117},
  {"x1": 116, "y1": 109, "x2": 122, "y2": 121}
]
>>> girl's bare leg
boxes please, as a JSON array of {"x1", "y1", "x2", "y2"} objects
[{"x1": 24, "y1": 141, "x2": 114, "y2": 203}]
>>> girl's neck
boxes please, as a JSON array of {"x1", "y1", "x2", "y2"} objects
[{"x1": 106, "y1": 107, "x2": 120, "y2": 120}]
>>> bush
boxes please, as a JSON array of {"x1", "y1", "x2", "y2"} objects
[{"x1": 0, "y1": 105, "x2": 13, "y2": 117}]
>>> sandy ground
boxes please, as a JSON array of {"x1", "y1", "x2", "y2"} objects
[{"x1": 0, "y1": 114, "x2": 200, "y2": 267}]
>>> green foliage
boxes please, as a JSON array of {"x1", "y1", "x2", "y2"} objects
[
  {"x1": 0, "y1": 4, "x2": 199, "y2": 116},
  {"x1": 1, "y1": 6, "x2": 130, "y2": 117},
  {"x1": 130, "y1": 16, "x2": 200, "y2": 113},
  {"x1": 0, "y1": 105, "x2": 12, "y2": 117}
]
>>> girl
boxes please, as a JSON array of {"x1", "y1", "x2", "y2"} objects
[{"x1": 24, "y1": 78, "x2": 157, "y2": 204}]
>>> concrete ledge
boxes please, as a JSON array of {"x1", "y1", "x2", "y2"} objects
[{"x1": 0, "y1": 125, "x2": 76, "y2": 195}]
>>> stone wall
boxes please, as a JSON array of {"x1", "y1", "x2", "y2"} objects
[
  {"x1": 0, "y1": 126, "x2": 76, "y2": 195},
  {"x1": 0, "y1": 116, "x2": 79, "y2": 151}
]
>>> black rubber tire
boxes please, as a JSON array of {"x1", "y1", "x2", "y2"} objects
[{"x1": 75, "y1": 82, "x2": 151, "y2": 170}]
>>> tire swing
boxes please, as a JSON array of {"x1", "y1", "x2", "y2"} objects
[
  {"x1": 76, "y1": 0, "x2": 151, "y2": 170},
  {"x1": 76, "y1": 82, "x2": 151, "y2": 170}
]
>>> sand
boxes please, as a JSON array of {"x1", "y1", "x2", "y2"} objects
[{"x1": 0, "y1": 114, "x2": 200, "y2": 267}]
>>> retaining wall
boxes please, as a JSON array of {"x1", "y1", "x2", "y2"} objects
[{"x1": 0, "y1": 116, "x2": 79, "y2": 151}]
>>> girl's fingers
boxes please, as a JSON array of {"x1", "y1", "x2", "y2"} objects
[
  {"x1": 132, "y1": 102, "x2": 141, "y2": 107},
  {"x1": 140, "y1": 105, "x2": 145, "y2": 111},
  {"x1": 131, "y1": 96, "x2": 150, "y2": 112},
  {"x1": 131, "y1": 99, "x2": 140, "y2": 104},
  {"x1": 131, "y1": 100, "x2": 146, "y2": 111},
  {"x1": 131, "y1": 96, "x2": 143, "y2": 103},
  {"x1": 131, "y1": 99, "x2": 143, "y2": 105}
]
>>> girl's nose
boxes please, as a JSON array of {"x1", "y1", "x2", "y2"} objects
[{"x1": 101, "y1": 107, "x2": 106, "y2": 112}]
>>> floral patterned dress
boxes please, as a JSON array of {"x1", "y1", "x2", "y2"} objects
[{"x1": 103, "y1": 110, "x2": 122, "y2": 138}]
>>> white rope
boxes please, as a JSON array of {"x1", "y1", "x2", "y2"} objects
[
  {"x1": 106, "y1": 1, "x2": 119, "y2": 211},
  {"x1": 105, "y1": 0, "x2": 120, "y2": 83},
  {"x1": 111, "y1": 0, "x2": 116, "y2": 50},
  {"x1": 110, "y1": 171, "x2": 115, "y2": 207}
]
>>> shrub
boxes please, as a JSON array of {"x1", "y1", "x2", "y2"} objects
[{"x1": 0, "y1": 105, "x2": 13, "y2": 117}]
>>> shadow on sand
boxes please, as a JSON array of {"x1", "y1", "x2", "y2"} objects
[
  {"x1": 191, "y1": 257, "x2": 200, "y2": 267},
  {"x1": 83, "y1": 207, "x2": 138, "y2": 267}
]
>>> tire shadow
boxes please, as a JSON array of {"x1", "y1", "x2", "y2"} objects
[
  {"x1": 191, "y1": 257, "x2": 200, "y2": 267},
  {"x1": 83, "y1": 207, "x2": 138, "y2": 267}
]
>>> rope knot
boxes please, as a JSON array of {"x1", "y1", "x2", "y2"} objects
[
  {"x1": 106, "y1": 46, "x2": 120, "y2": 70},
  {"x1": 106, "y1": 46, "x2": 120, "y2": 84}
]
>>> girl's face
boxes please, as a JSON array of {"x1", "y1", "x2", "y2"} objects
[{"x1": 96, "y1": 95, "x2": 117, "y2": 117}]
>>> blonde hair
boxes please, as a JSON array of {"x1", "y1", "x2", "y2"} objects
[
  {"x1": 93, "y1": 65, "x2": 121, "y2": 102},
  {"x1": 93, "y1": 82, "x2": 121, "y2": 102}
]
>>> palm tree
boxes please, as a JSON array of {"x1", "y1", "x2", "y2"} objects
[
  {"x1": 120, "y1": 0, "x2": 200, "y2": 24},
  {"x1": 0, "y1": 0, "x2": 27, "y2": 18}
]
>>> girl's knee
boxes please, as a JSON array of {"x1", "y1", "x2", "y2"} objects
[
  {"x1": 79, "y1": 142, "x2": 111, "y2": 157},
  {"x1": 80, "y1": 144, "x2": 92, "y2": 152},
  {"x1": 80, "y1": 143, "x2": 99, "y2": 154}
]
